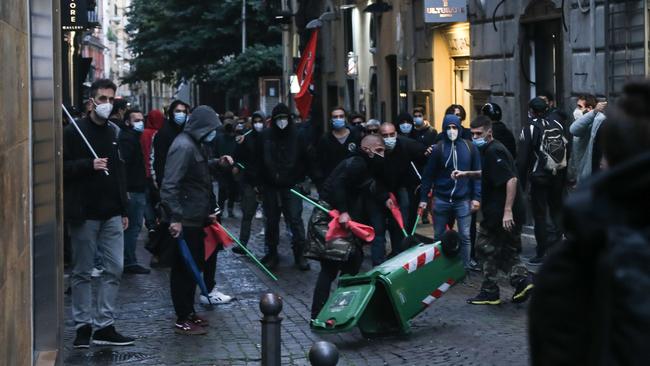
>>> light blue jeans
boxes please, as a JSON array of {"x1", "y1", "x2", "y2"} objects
[
  {"x1": 69, "y1": 216, "x2": 124, "y2": 329},
  {"x1": 433, "y1": 197, "x2": 472, "y2": 267}
]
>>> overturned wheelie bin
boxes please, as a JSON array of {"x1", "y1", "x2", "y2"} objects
[{"x1": 311, "y1": 239, "x2": 465, "y2": 336}]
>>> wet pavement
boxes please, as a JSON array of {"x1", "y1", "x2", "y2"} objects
[{"x1": 63, "y1": 201, "x2": 537, "y2": 365}]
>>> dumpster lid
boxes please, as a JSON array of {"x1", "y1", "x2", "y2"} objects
[{"x1": 311, "y1": 280, "x2": 376, "y2": 332}]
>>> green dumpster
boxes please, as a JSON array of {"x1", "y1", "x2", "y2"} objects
[{"x1": 311, "y1": 242, "x2": 465, "y2": 336}]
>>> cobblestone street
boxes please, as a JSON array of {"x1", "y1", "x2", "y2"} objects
[{"x1": 63, "y1": 202, "x2": 536, "y2": 365}]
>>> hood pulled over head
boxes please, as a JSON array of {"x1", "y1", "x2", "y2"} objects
[
  {"x1": 184, "y1": 105, "x2": 221, "y2": 141},
  {"x1": 146, "y1": 109, "x2": 164, "y2": 130},
  {"x1": 442, "y1": 114, "x2": 462, "y2": 141}
]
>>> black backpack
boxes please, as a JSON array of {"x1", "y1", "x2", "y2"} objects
[{"x1": 530, "y1": 117, "x2": 568, "y2": 174}]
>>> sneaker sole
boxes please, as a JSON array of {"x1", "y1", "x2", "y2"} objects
[
  {"x1": 512, "y1": 284, "x2": 535, "y2": 303},
  {"x1": 92, "y1": 340, "x2": 134, "y2": 346},
  {"x1": 73, "y1": 344, "x2": 90, "y2": 349},
  {"x1": 174, "y1": 328, "x2": 207, "y2": 335},
  {"x1": 467, "y1": 299, "x2": 501, "y2": 305}
]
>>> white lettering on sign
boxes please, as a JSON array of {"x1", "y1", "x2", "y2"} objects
[{"x1": 425, "y1": 7, "x2": 465, "y2": 18}]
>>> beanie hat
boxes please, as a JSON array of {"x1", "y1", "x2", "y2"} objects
[{"x1": 271, "y1": 103, "x2": 290, "y2": 120}]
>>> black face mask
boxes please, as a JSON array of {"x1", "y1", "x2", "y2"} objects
[{"x1": 365, "y1": 153, "x2": 385, "y2": 175}]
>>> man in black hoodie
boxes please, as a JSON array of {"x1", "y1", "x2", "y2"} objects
[
  {"x1": 161, "y1": 105, "x2": 227, "y2": 335},
  {"x1": 257, "y1": 103, "x2": 313, "y2": 270},
  {"x1": 118, "y1": 109, "x2": 151, "y2": 274},
  {"x1": 64, "y1": 79, "x2": 134, "y2": 348},
  {"x1": 151, "y1": 100, "x2": 191, "y2": 188},
  {"x1": 313, "y1": 106, "x2": 361, "y2": 186}
]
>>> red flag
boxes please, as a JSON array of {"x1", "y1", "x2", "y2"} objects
[
  {"x1": 294, "y1": 29, "x2": 319, "y2": 119},
  {"x1": 326, "y1": 209, "x2": 375, "y2": 243},
  {"x1": 388, "y1": 192, "x2": 405, "y2": 230},
  {"x1": 204, "y1": 224, "x2": 234, "y2": 260}
]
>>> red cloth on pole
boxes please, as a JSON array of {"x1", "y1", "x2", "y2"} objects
[
  {"x1": 294, "y1": 29, "x2": 319, "y2": 119},
  {"x1": 388, "y1": 192, "x2": 405, "y2": 230},
  {"x1": 204, "y1": 224, "x2": 234, "y2": 260},
  {"x1": 326, "y1": 209, "x2": 375, "y2": 243}
]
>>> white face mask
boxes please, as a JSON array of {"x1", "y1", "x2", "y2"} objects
[
  {"x1": 573, "y1": 108, "x2": 583, "y2": 121},
  {"x1": 383, "y1": 136, "x2": 397, "y2": 150},
  {"x1": 93, "y1": 100, "x2": 113, "y2": 120},
  {"x1": 276, "y1": 119, "x2": 289, "y2": 130},
  {"x1": 253, "y1": 122, "x2": 264, "y2": 132},
  {"x1": 447, "y1": 128, "x2": 459, "y2": 141}
]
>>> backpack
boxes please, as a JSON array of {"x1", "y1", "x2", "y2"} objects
[{"x1": 531, "y1": 118, "x2": 568, "y2": 174}]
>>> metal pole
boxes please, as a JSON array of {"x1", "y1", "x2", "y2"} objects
[
  {"x1": 242, "y1": 0, "x2": 247, "y2": 53},
  {"x1": 260, "y1": 293, "x2": 283, "y2": 366},
  {"x1": 61, "y1": 104, "x2": 109, "y2": 176}
]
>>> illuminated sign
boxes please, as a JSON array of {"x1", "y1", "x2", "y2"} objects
[
  {"x1": 424, "y1": 0, "x2": 467, "y2": 23},
  {"x1": 61, "y1": 0, "x2": 88, "y2": 30}
]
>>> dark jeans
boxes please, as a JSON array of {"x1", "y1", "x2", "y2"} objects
[
  {"x1": 218, "y1": 172, "x2": 238, "y2": 211},
  {"x1": 530, "y1": 175, "x2": 565, "y2": 257},
  {"x1": 366, "y1": 191, "x2": 408, "y2": 265},
  {"x1": 204, "y1": 250, "x2": 217, "y2": 293},
  {"x1": 170, "y1": 226, "x2": 205, "y2": 321},
  {"x1": 239, "y1": 183, "x2": 259, "y2": 245},
  {"x1": 311, "y1": 247, "x2": 364, "y2": 319},
  {"x1": 262, "y1": 187, "x2": 305, "y2": 256},
  {"x1": 124, "y1": 192, "x2": 146, "y2": 267},
  {"x1": 144, "y1": 179, "x2": 158, "y2": 230}
]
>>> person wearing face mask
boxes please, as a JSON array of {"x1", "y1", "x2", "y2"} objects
[
  {"x1": 411, "y1": 107, "x2": 438, "y2": 147},
  {"x1": 435, "y1": 104, "x2": 472, "y2": 142},
  {"x1": 418, "y1": 114, "x2": 482, "y2": 271},
  {"x1": 373, "y1": 122, "x2": 428, "y2": 264},
  {"x1": 151, "y1": 100, "x2": 191, "y2": 189},
  {"x1": 161, "y1": 105, "x2": 232, "y2": 335},
  {"x1": 568, "y1": 94, "x2": 607, "y2": 185},
  {"x1": 453, "y1": 116, "x2": 532, "y2": 305},
  {"x1": 313, "y1": 107, "x2": 361, "y2": 187},
  {"x1": 117, "y1": 109, "x2": 151, "y2": 275},
  {"x1": 348, "y1": 111, "x2": 366, "y2": 135},
  {"x1": 309, "y1": 134, "x2": 393, "y2": 319},
  {"x1": 396, "y1": 112, "x2": 415, "y2": 137},
  {"x1": 232, "y1": 111, "x2": 266, "y2": 255},
  {"x1": 257, "y1": 103, "x2": 315, "y2": 270},
  {"x1": 212, "y1": 121, "x2": 239, "y2": 218},
  {"x1": 64, "y1": 79, "x2": 134, "y2": 348}
]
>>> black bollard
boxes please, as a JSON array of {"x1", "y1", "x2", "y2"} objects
[
  {"x1": 260, "y1": 293, "x2": 283, "y2": 366},
  {"x1": 309, "y1": 341, "x2": 339, "y2": 366}
]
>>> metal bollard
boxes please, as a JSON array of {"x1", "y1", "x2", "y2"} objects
[
  {"x1": 260, "y1": 293, "x2": 283, "y2": 366},
  {"x1": 309, "y1": 341, "x2": 339, "y2": 366}
]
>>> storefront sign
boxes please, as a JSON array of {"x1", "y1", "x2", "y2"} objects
[
  {"x1": 424, "y1": 0, "x2": 467, "y2": 23},
  {"x1": 61, "y1": 0, "x2": 88, "y2": 30}
]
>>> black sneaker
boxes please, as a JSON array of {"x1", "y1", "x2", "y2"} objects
[
  {"x1": 260, "y1": 253, "x2": 279, "y2": 269},
  {"x1": 73, "y1": 324, "x2": 92, "y2": 349},
  {"x1": 232, "y1": 245, "x2": 248, "y2": 255},
  {"x1": 123, "y1": 264, "x2": 151, "y2": 274},
  {"x1": 92, "y1": 325, "x2": 135, "y2": 346},
  {"x1": 512, "y1": 276, "x2": 535, "y2": 303},
  {"x1": 294, "y1": 255, "x2": 311, "y2": 271},
  {"x1": 467, "y1": 288, "x2": 501, "y2": 305}
]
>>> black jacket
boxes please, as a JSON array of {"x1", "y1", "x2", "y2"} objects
[
  {"x1": 491, "y1": 121, "x2": 517, "y2": 159},
  {"x1": 320, "y1": 154, "x2": 389, "y2": 214},
  {"x1": 233, "y1": 129, "x2": 262, "y2": 186},
  {"x1": 258, "y1": 121, "x2": 314, "y2": 188},
  {"x1": 529, "y1": 151, "x2": 650, "y2": 366},
  {"x1": 160, "y1": 106, "x2": 219, "y2": 227},
  {"x1": 409, "y1": 125, "x2": 437, "y2": 148},
  {"x1": 152, "y1": 119, "x2": 184, "y2": 187},
  {"x1": 63, "y1": 117, "x2": 127, "y2": 222},
  {"x1": 314, "y1": 127, "x2": 361, "y2": 185},
  {"x1": 383, "y1": 136, "x2": 428, "y2": 191},
  {"x1": 516, "y1": 116, "x2": 568, "y2": 186},
  {"x1": 119, "y1": 126, "x2": 146, "y2": 192}
]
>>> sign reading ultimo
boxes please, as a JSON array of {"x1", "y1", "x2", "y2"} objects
[
  {"x1": 61, "y1": 0, "x2": 88, "y2": 30},
  {"x1": 424, "y1": 0, "x2": 467, "y2": 23}
]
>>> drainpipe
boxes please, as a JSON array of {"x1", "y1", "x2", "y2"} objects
[{"x1": 590, "y1": 0, "x2": 596, "y2": 93}]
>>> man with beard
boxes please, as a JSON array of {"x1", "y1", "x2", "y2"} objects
[{"x1": 151, "y1": 100, "x2": 191, "y2": 188}]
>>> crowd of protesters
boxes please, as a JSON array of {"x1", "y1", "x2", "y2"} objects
[{"x1": 64, "y1": 77, "x2": 649, "y2": 363}]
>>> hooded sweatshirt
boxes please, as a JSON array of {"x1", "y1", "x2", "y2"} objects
[
  {"x1": 420, "y1": 114, "x2": 481, "y2": 203},
  {"x1": 160, "y1": 106, "x2": 220, "y2": 226},
  {"x1": 151, "y1": 100, "x2": 189, "y2": 187},
  {"x1": 141, "y1": 109, "x2": 164, "y2": 179}
]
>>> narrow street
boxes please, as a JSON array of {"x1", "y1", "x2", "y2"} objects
[{"x1": 64, "y1": 201, "x2": 535, "y2": 365}]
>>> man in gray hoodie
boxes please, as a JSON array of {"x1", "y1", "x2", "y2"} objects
[{"x1": 569, "y1": 95, "x2": 607, "y2": 184}]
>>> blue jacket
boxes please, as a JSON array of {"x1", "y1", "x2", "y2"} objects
[{"x1": 420, "y1": 115, "x2": 481, "y2": 203}]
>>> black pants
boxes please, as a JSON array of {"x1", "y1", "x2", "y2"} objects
[
  {"x1": 530, "y1": 175, "x2": 565, "y2": 257},
  {"x1": 262, "y1": 187, "x2": 305, "y2": 256},
  {"x1": 218, "y1": 172, "x2": 238, "y2": 211},
  {"x1": 170, "y1": 226, "x2": 206, "y2": 321},
  {"x1": 204, "y1": 250, "x2": 217, "y2": 293},
  {"x1": 310, "y1": 247, "x2": 364, "y2": 319},
  {"x1": 239, "y1": 183, "x2": 259, "y2": 245}
]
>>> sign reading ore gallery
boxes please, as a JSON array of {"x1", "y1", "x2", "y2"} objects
[
  {"x1": 424, "y1": 0, "x2": 467, "y2": 23},
  {"x1": 61, "y1": 0, "x2": 88, "y2": 30}
]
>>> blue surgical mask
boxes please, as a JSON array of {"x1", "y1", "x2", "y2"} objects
[
  {"x1": 132, "y1": 121, "x2": 145, "y2": 132},
  {"x1": 174, "y1": 112, "x2": 187, "y2": 125},
  {"x1": 399, "y1": 123, "x2": 413, "y2": 134},
  {"x1": 413, "y1": 117, "x2": 424, "y2": 126},
  {"x1": 384, "y1": 136, "x2": 397, "y2": 150},
  {"x1": 331, "y1": 118, "x2": 346, "y2": 130},
  {"x1": 472, "y1": 137, "x2": 487, "y2": 147},
  {"x1": 204, "y1": 130, "x2": 217, "y2": 142}
]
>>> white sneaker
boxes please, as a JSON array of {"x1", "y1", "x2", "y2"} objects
[
  {"x1": 200, "y1": 289, "x2": 233, "y2": 305},
  {"x1": 255, "y1": 208, "x2": 263, "y2": 219},
  {"x1": 91, "y1": 268, "x2": 104, "y2": 278}
]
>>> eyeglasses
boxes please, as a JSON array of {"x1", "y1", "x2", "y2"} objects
[{"x1": 366, "y1": 129, "x2": 378, "y2": 134}]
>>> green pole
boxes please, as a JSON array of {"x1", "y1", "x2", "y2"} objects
[
  {"x1": 289, "y1": 188, "x2": 329, "y2": 213},
  {"x1": 410, "y1": 213, "x2": 420, "y2": 236},
  {"x1": 217, "y1": 222, "x2": 278, "y2": 281}
]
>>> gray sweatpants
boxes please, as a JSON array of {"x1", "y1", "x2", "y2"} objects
[{"x1": 69, "y1": 216, "x2": 124, "y2": 329}]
